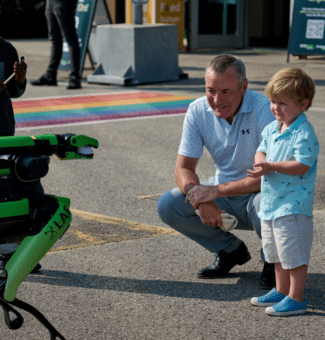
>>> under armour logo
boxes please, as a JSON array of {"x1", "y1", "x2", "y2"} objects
[{"x1": 242, "y1": 129, "x2": 250, "y2": 134}]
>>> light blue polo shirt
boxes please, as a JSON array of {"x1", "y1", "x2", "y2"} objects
[
  {"x1": 257, "y1": 112, "x2": 319, "y2": 220},
  {"x1": 178, "y1": 89, "x2": 275, "y2": 185}
]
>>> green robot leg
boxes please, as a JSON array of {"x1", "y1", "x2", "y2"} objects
[{"x1": 2, "y1": 196, "x2": 72, "y2": 302}]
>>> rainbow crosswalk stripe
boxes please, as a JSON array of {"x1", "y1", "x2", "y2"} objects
[{"x1": 13, "y1": 92, "x2": 195, "y2": 128}]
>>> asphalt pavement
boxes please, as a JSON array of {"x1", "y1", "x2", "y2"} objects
[{"x1": 1, "y1": 39, "x2": 325, "y2": 339}]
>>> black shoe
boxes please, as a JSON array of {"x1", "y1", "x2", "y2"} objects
[
  {"x1": 30, "y1": 74, "x2": 57, "y2": 86},
  {"x1": 0, "y1": 254, "x2": 7, "y2": 288},
  {"x1": 67, "y1": 76, "x2": 82, "y2": 89},
  {"x1": 197, "y1": 242, "x2": 251, "y2": 279},
  {"x1": 260, "y1": 261, "x2": 275, "y2": 289},
  {"x1": 0, "y1": 253, "x2": 41, "y2": 274},
  {"x1": 30, "y1": 263, "x2": 42, "y2": 274},
  {"x1": 0, "y1": 253, "x2": 9, "y2": 271}
]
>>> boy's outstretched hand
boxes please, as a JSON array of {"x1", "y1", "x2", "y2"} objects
[{"x1": 247, "y1": 162, "x2": 271, "y2": 178}]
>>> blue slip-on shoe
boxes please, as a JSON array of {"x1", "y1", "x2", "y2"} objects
[
  {"x1": 251, "y1": 288, "x2": 286, "y2": 307},
  {"x1": 265, "y1": 296, "x2": 307, "y2": 316}
]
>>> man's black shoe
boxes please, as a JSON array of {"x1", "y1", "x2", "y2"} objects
[
  {"x1": 197, "y1": 242, "x2": 251, "y2": 279},
  {"x1": 0, "y1": 253, "x2": 41, "y2": 274},
  {"x1": 260, "y1": 261, "x2": 275, "y2": 289},
  {"x1": 67, "y1": 76, "x2": 82, "y2": 89},
  {"x1": 30, "y1": 74, "x2": 57, "y2": 86}
]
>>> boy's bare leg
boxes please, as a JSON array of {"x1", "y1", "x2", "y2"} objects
[
  {"x1": 275, "y1": 262, "x2": 290, "y2": 296},
  {"x1": 275, "y1": 263, "x2": 308, "y2": 302},
  {"x1": 289, "y1": 265, "x2": 308, "y2": 303}
]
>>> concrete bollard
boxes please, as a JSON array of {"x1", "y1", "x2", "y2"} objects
[{"x1": 87, "y1": 24, "x2": 187, "y2": 86}]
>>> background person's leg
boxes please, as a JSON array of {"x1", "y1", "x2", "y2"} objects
[
  {"x1": 45, "y1": 1, "x2": 63, "y2": 79},
  {"x1": 52, "y1": 0, "x2": 80, "y2": 80}
]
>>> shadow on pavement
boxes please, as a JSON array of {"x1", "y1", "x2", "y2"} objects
[{"x1": 26, "y1": 269, "x2": 325, "y2": 308}]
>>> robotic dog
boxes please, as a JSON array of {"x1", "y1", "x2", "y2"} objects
[{"x1": 0, "y1": 133, "x2": 98, "y2": 339}]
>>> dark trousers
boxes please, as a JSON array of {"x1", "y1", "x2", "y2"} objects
[{"x1": 45, "y1": 0, "x2": 80, "y2": 78}]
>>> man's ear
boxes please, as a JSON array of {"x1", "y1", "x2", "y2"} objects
[{"x1": 241, "y1": 79, "x2": 248, "y2": 91}]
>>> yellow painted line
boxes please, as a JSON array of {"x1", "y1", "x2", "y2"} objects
[
  {"x1": 48, "y1": 210, "x2": 178, "y2": 252},
  {"x1": 67, "y1": 229, "x2": 100, "y2": 244},
  {"x1": 50, "y1": 235, "x2": 152, "y2": 252},
  {"x1": 49, "y1": 230, "x2": 146, "y2": 253},
  {"x1": 135, "y1": 193, "x2": 163, "y2": 199},
  {"x1": 317, "y1": 170, "x2": 325, "y2": 174},
  {"x1": 70, "y1": 209, "x2": 177, "y2": 235}
]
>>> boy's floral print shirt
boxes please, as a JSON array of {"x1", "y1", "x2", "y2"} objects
[{"x1": 257, "y1": 112, "x2": 319, "y2": 220}]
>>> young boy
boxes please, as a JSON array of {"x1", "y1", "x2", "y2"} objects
[{"x1": 247, "y1": 68, "x2": 319, "y2": 316}]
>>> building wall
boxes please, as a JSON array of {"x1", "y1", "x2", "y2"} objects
[
  {"x1": 249, "y1": 0, "x2": 265, "y2": 39},
  {"x1": 0, "y1": 0, "x2": 291, "y2": 49},
  {"x1": 249, "y1": 0, "x2": 290, "y2": 47}
]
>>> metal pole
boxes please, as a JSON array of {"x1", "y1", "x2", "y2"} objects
[{"x1": 132, "y1": 3, "x2": 143, "y2": 24}]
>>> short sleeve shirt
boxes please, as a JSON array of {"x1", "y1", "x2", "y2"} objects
[
  {"x1": 178, "y1": 89, "x2": 275, "y2": 185},
  {"x1": 257, "y1": 112, "x2": 319, "y2": 220}
]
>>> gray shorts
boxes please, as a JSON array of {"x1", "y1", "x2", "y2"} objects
[{"x1": 261, "y1": 214, "x2": 313, "y2": 269}]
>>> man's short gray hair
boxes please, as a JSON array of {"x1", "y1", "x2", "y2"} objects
[{"x1": 206, "y1": 54, "x2": 246, "y2": 86}]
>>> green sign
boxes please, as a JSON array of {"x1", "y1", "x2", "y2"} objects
[
  {"x1": 59, "y1": 0, "x2": 97, "y2": 75},
  {"x1": 288, "y1": 0, "x2": 325, "y2": 59}
]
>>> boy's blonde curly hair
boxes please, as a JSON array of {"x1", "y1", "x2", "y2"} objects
[{"x1": 265, "y1": 68, "x2": 315, "y2": 111}]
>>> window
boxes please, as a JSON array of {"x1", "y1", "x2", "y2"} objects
[{"x1": 198, "y1": 0, "x2": 238, "y2": 35}]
